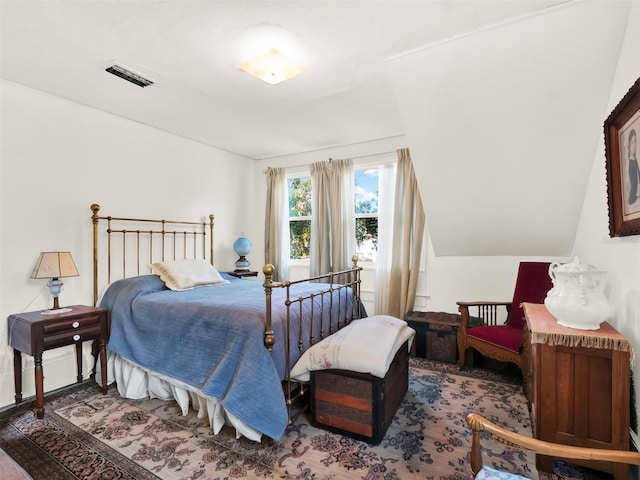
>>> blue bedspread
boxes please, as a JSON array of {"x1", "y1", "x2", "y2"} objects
[{"x1": 99, "y1": 273, "x2": 360, "y2": 440}]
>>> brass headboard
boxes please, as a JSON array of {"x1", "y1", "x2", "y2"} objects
[{"x1": 91, "y1": 203, "x2": 214, "y2": 305}]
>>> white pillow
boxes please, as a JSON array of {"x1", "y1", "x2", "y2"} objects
[{"x1": 149, "y1": 259, "x2": 229, "y2": 291}]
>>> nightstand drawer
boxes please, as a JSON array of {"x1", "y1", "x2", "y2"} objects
[
  {"x1": 43, "y1": 325, "x2": 102, "y2": 350},
  {"x1": 42, "y1": 314, "x2": 102, "y2": 334}
]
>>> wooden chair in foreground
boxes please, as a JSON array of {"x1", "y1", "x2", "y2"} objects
[
  {"x1": 466, "y1": 413, "x2": 640, "y2": 479},
  {"x1": 456, "y1": 262, "x2": 552, "y2": 371}
]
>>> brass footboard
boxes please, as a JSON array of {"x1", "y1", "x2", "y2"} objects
[{"x1": 262, "y1": 256, "x2": 364, "y2": 419}]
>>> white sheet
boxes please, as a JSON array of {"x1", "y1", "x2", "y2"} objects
[{"x1": 96, "y1": 351, "x2": 263, "y2": 442}]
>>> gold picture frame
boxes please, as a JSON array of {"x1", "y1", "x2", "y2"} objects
[{"x1": 604, "y1": 77, "x2": 640, "y2": 237}]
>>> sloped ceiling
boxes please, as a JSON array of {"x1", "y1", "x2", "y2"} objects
[
  {"x1": 0, "y1": 1, "x2": 633, "y2": 257},
  {"x1": 388, "y1": 1, "x2": 631, "y2": 256},
  {"x1": 1, "y1": 0, "x2": 570, "y2": 160}
]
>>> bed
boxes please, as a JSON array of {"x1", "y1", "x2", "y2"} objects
[{"x1": 90, "y1": 204, "x2": 364, "y2": 442}]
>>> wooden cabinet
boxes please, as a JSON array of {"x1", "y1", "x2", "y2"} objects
[{"x1": 523, "y1": 303, "x2": 631, "y2": 480}]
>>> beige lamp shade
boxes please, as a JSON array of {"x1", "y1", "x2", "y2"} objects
[
  {"x1": 31, "y1": 252, "x2": 79, "y2": 310},
  {"x1": 31, "y1": 251, "x2": 79, "y2": 279}
]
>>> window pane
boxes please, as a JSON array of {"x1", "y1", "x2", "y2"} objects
[
  {"x1": 288, "y1": 176, "x2": 311, "y2": 217},
  {"x1": 355, "y1": 169, "x2": 379, "y2": 262},
  {"x1": 288, "y1": 175, "x2": 311, "y2": 260},
  {"x1": 289, "y1": 220, "x2": 311, "y2": 259},
  {"x1": 355, "y1": 217, "x2": 378, "y2": 262},
  {"x1": 354, "y1": 170, "x2": 379, "y2": 214}
]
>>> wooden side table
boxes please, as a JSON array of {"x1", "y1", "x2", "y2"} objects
[
  {"x1": 8, "y1": 305, "x2": 110, "y2": 419},
  {"x1": 227, "y1": 270, "x2": 258, "y2": 279}
]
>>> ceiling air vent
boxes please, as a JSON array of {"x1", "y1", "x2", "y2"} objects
[{"x1": 105, "y1": 64, "x2": 154, "y2": 88}]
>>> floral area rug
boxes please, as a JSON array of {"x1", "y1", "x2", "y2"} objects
[{"x1": 0, "y1": 358, "x2": 601, "y2": 480}]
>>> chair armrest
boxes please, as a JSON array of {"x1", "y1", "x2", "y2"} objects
[
  {"x1": 456, "y1": 301, "x2": 512, "y2": 308},
  {"x1": 457, "y1": 301, "x2": 512, "y2": 329},
  {"x1": 466, "y1": 413, "x2": 640, "y2": 476}
]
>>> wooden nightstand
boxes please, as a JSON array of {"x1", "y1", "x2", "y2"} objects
[
  {"x1": 227, "y1": 270, "x2": 258, "y2": 278},
  {"x1": 7, "y1": 305, "x2": 110, "y2": 418}
]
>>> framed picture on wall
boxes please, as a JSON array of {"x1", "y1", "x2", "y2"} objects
[{"x1": 604, "y1": 76, "x2": 640, "y2": 237}]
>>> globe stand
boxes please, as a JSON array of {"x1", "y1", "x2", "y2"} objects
[{"x1": 234, "y1": 256, "x2": 250, "y2": 272}]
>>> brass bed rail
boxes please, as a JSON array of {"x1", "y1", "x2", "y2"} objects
[{"x1": 91, "y1": 203, "x2": 213, "y2": 305}]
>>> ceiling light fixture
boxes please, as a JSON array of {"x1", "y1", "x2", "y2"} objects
[
  {"x1": 239, "y1": 48, "x2": 306, "y2": 85},
  {"x1": 106, "y1": 64, "x2": 154, "y2": 88}
]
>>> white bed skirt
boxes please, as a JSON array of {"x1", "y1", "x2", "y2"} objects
[{"x1": 96, "y1": 351, "x2": 264, "y2": 442}]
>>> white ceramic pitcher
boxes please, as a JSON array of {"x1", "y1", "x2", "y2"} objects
[{"x1": 544, "y1": 257, "x2": 612, "y2": 330}]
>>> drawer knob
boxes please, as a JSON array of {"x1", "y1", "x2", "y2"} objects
[
  {"x1": 73, "y1": 334, "x2": 80, "y2": 342},
  {"x1": 72, "y1": 321, "x2": 80, "y2": 328}
]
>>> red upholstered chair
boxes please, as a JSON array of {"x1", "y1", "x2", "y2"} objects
[{"x1": 456, "y1": 262, "x2": 552, "y2": 371}]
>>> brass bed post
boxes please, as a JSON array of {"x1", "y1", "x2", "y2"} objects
[
  {"x1": 209, "y1": 214, "x2": 214, "y2": 265},
  {"x1": 328, "y1": 271, "x2": 335, "y2": 334},
  {"x1": 91, "y1": 204, "x2": 101, "y2": 306},
  {"x1": 351, "y1": 255, "x2": 362, "y2": 319},
  {"x1": 161, "y1": 220, "x2": 166, "y2": 261},
  {"x1": 262, "y1": 264, "x2": 276, "y2": 352}
]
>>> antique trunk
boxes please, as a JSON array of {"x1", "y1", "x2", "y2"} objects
[
  {"x1": 405, "y1": 311, "x2": 462, "y2": 363},
  {"x1": 310, "y1": 345, "x2": 408, "y2": 445}
]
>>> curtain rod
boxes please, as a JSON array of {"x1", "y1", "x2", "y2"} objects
[{"x1": 263, "y1": 150, "x2": 398, "y2": 173}]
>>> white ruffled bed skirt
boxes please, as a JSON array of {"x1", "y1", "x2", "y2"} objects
[{"x1": 95, "y1": 351, "x2": 263, "y2": 442}]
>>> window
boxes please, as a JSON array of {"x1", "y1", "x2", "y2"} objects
[
  {"x1": 288, "y1": 176, "x2": 311, "y2": 259},
  {"x1": 287, "y1": 161, "x2": 390, "y2": 262},
  {"x1": 354, "y1": 168, "x2": 379, "y2": 262}
]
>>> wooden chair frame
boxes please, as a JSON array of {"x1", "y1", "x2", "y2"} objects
[
  {"x1": 456, "y1": 262, "x2": 553, "y2": 372},
  {"x1": 466, "y1": 413, "x2": 640, "y2": 478}
]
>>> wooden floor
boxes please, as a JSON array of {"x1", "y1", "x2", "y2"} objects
[{"x1": 0, "y1": 448, "x2": 32, "y2": 480}]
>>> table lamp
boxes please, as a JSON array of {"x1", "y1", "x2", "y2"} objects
[
  {"x1": 233, "y1": 237, "x2": 252, "y2": 271},
  {"x1": 31, "y1": 251, "x2": 79, "y2": 310}
]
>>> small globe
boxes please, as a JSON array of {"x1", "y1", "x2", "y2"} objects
[{"x1": 233, "y1": 237, "x2": 252, "y2": 256}]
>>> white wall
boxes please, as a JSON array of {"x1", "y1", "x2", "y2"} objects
[
  {"x1": 0, "y1": 81, "x2": 251, "y2": 411},
  {"x1": 572, "y1": 0, "x2": 640, "y2": 440}
]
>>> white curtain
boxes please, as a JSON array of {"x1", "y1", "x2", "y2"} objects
[
  {"x1": 310, "y1": 159, "x2": 354, "y2": 277},
  {"x1": 264, "y1": 167, "x2": 290, "y2": 281},
  {"x1": 374, "y1": 148, "x2": 425, "y2": 318},
  {"x1": 328, "y1": 158, "x2": 354, "y2": 273},
  {"x1": 310, "y1": 161, "x2": 331, "y2": 277},
  {"x1": 374, "y1": 161, "x2": 397, "y2": 315}
]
